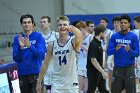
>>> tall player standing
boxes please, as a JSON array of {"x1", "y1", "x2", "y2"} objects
[
  {"x1": 76, "y1": 21, "x2": 93, "y2": 93},
  {"x1": 40, "y1": 16, "x2": 58, "y2": 93},
  {"x1": 36, "y1": 16, "x2": 83, "y2": 93}
]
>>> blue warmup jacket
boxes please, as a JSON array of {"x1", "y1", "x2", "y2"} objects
[
  {"x1": 13, "y1": 32, "x2": 46, "y2": 75},
  {"x1": 107, "y1": 31, "x2": 139, "y2": 67}
]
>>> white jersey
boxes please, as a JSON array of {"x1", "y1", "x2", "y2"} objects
[
  {"x1": 107, "y1": 30, "x2": 116, "y2": 70},
  {"x1": 102, "y1": 29, "x2": 111, "y2": 62},
  {"x1": 51, "y1": 37, "x2": 79, "y2": 89},
  {"x1": 41, "y1": 31, "x2": 58, "y2": 85},
  {"x1": 41, "y1": 31, "x2": 58, "y2": 47},
  {"x1": 133, "y1": 29, "x2": 140, "y2": 69},
  {"x1": 102, "y1": 28, "x2": 111, "y2": 49},
  {"x1": 110, "y1": 30, "x2": 116, "y2": 38},
  {"x1": 133, "y1": 29, "x2": 140, "y2": 40},
  {"x1": 78, "y1": 34, "x2": 93, "y2": 70}
]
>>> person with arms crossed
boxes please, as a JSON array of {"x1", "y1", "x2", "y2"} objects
[
  {"x1": 107, "y1": 14, "x2": 139, "y2": 93},
  {"x1": 36, "y1": 16, "x2": 83, "y2": 93},
  {"x1": 13, "y1": 14, "x2": 46, "y2": 93},
  {"x1": 87, "y1": 25, "x2": 109, "y2": 93}
]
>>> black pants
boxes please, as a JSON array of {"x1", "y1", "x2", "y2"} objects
[
  {"x1": 111, "y1": 65, "x2": 136, "y2": 93},
  {"x1": 87, "y1": 73, "x2": 109, "y2": 93},
  {"x1": 19, "y1": 74, "x2": 40, "y2": 93}
]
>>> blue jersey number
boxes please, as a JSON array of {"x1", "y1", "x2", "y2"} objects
[{"x1": 58, "y1": 55, "x2": 67, "y2": 65}]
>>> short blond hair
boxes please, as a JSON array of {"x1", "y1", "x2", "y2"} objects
[{"x1": 57, "y1": 16, "x2": 69, "y2": 22}]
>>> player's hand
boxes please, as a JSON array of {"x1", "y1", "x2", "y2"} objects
[
  {"x1": 116, "y1": 44, "x2": 122, "y2": 50},
  {"x1": 124, "y1": 44, "x2": 130, "y2": 52},
  {"x1": 36, "y1": 82, "x2": 42, "y2": 93},
  {"x1": 65, "y1": 25, "x2": 71, "y2": 32},
  {"x1": 18, "y1": 34, "x2": 24, "y2": 49},
  {"x1": 101, "y1": 71, "x2": 108, "y2": 79},
  {"x1": 23, "y1": 36, "x2": 30, "y2": 48},
  {"x1": 67, "y1": 25, "x2": 75, "y2": 32}
]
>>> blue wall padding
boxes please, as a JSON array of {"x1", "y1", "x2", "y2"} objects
[{"x1": 67, "y1": 13, "x2": 140, "y2": 30}]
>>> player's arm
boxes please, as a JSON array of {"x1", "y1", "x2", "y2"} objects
[
  {"x1": 36, "y1": 42, "x2": 53, "y2": 93},
  {"x1": 91, "y1": 57, "x2": 107, "y2": 79},
  {"x1": 71, "y1": 25, "x2": 83, "y2": 52}
]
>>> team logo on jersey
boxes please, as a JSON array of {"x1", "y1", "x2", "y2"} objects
[
  {"x1": 29, "y1": 40, "x2": 36, "y2": 45},
  {"x1": 55, "y1": 50, "x2": 69, "y2": 55},
  {"x1": 116, "y1": 39, "x2": 131, "y2": 44}
]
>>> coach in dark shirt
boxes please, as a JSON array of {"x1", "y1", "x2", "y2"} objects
[{"x1": 87, "y1": 25, "x2": 109, "y2": 93}]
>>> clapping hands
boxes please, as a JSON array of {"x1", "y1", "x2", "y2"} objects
[{"x1": 18, "y1": 34, "x2": 30, "y2": 49}]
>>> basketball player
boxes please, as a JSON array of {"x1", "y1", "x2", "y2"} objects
[
  {"x1": 36, "y1": 16, "x2": 83, "y2": 93},
  {"x1": 106, "y1": 16, "x2": 121, "y2": 92},
  {"x1": 40, "y1": 16, "x2": 58, "y2": 93},
  {"x1": 86, "y1": 20, "x2": 95, "y2": 34},
  {"x1": 76, "y1": 21, "x2": 93, "y2": 93},
  {"x1": 133, "y1": 16, "x2": 140, "y2": 93}
]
